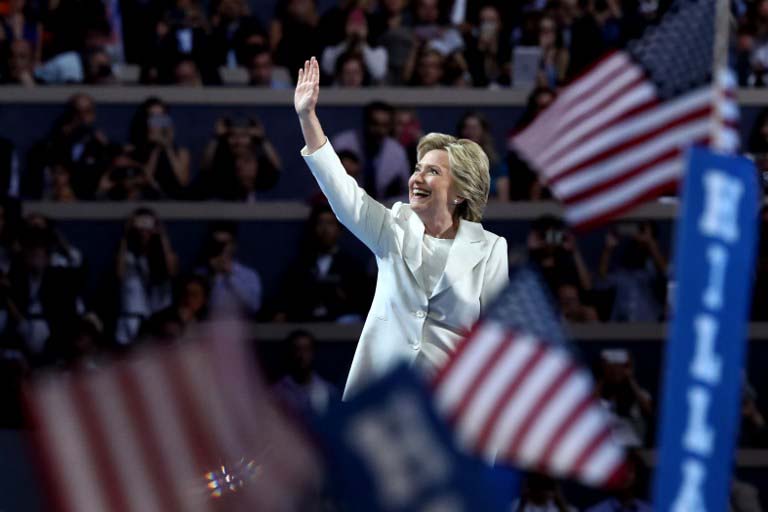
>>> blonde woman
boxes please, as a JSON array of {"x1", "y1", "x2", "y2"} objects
[{"x1": 295, "y1": 57, "x2": 509, "y2": 398}]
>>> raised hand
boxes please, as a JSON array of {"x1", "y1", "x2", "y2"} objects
[{"x1": 294, "y1": 57, "x2": 320, "y2": 118}]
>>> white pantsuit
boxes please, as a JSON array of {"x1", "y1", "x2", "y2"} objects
[{"x1": 302, "y1": 140, "x2": 509, "y2": 399}]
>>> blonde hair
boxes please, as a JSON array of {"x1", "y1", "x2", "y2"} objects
[{"x1": 416, "y1": 132, "x2": 490, "y2": 222}]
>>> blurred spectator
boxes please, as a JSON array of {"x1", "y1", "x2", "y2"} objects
[
  {"x1": 96, "y1": 149, "x2": 164, "y2": 200},
  {"x1": 730, "y1": 476, "x2": 764, "y2": 512},
  {"x1": 557, "y1": 283, "x2": 598, "y2": 323},
  {"x1": 504, "y1": 86, "x2": 556, "y2": 200},
  {"x1": 535, "y1": 14, "x2": 569, "y2": 87},
  {"x1": 273, "y1": 329, "x2": 341, "y2": 417},
  {"x1": 752, "y1": 206, "x2": 768, "y2": 320},
  {"x1": 128, "y1": 97, "x2": 191, "y2": 199},
  {"x1": 209, "y1": 0, "x2": 266, "y2": 68},
  {"x1": 0, "y1": 136, "x2": 20, "y2": 198},
  {"x1": 196, "y1": 222, "x2": 262, "y2": 318},
  {"x1": 585, "y1": 450, "x2": 651, "y2": 512},
  {"x1": 0, "y1": 344, "x2": 28, "y2": 428},
  {"x1": 317, "y1": 0, "x2": 367, "y2": 49},
  {"x1": 4, "y1": 222, "x2": 83, "y2": 364},
  {"x1": 270, "y1": 0, "x2": 321, "y2": 82},
  {"x1": 405, "y1": 45, "x2": 444, "y2": 86},
  {"x1": 321, "y1": 8, "x2": 388, "y2": 84},
  {"x1": 0, "y1": 198, "x2": 20, "y2": 274},
  {"x1": 25, "y1": 93, "x2": 111, "y2": 200},
  {"x1": 595, "y1": 349, "x2": 653, "y2": 446},
  {"x1": 197, "y1": 115, "x2": 282, "y2": 200},
  {"x1": 331, "y1": 101, "x2": 410, "y2": 199},
  {"x1": 411, "y1": 0, "x2": 463, "y2": 56},
  {"x1": 739, "y1": 379, "x2": 768, "y2": 447},
  {"x1": 526, "y1": 215, "x2": 592, "y2": 297},
  {"x1": 332, "y1": 50, "x2": 368, "y2": 86},
  {"x1": 456, "y1": 111, "x2": 508, "y2": 198},
  {"x1": 173, "y1": 57, "x2": 203, "y2": 85},
  {"x1": 82, "y1": 45, "x2": 115, "y2": 84},
  {"x1": 245, "y1": 44, "x2": 291, "y2": 88},
  {"x1": 597, "y1": 222, "x2": 667, "y2": 322},
  {"x1": 43, "y1": 0, "x2": 110, "y2": 59},
  {"x1": 114, "y1": 208, "x2": 178, "y2": 345},
  {"x1": 463, "y1": 3, "x2": 511, "y2": 87},
  {"x1": 369, "y1": 0, "x2": 415, "y2": 84},
  {"x1": 274, "y1": 203, "x2": 368, "y2": 322},
  {"x1": 1, "y1": 39, "x2": 36, "y2": 85},
  {"x1": 511, "y1": 473, "x2": 577, "y2": 512},
  {"x1": 394, "y1": 106, "x2": 423, "y2": 168},
  {"x1": 0, "y1": 0, "x2": 42, "y2": 63},
  {"x1": 23, "y1": 212, "x2": 84, "y2": 270},
  {"x1": 59, "y1": 312, "x2": 108, "y2": 369},
  {"x1": 142, "y1": 273, "x2": 209, "y2": 342}
]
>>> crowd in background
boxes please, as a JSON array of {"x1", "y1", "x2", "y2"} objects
[{"x1": 0, "y1": 0, "x2": 766, "y2": 88}]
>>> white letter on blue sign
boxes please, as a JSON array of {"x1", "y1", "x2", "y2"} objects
[
  {"x1": 671, "y1": 459, "x2": 707, "y2": 512},
  {"x1": 703, "y1": 244, "x2": 728, "y2": 311},
  {"x1": 699, "y1": 170, "x2": 743, "y2": 243},
  {"x1": 691, "y1": 314, "x2": 722, "y2": 385},
  {"x1": 683, "y1": 386, "x2": 715, "y2": 456}
]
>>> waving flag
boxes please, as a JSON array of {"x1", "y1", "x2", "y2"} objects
[
  {"x1": 511, "y1": 0, "x2": 739, "y2": 230},
  {"x1": 433, "y1": 268, "x2": 626, "y2": 488},
  {"x1": 25, "y1": 322, "x2": 322, "y2": 512}
]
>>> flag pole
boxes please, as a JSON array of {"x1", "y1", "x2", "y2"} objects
[{"x1": 710, "y1": 0, "x2": 731, "y2": 151}]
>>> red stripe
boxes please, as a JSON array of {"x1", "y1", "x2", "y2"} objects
[
  {"x1": 116, "y1": 364, "x2": 185, "y2": 512},
  {"x1": 571, "y1": 179, "x2": 679, "y2": 232},
  {"x1": 502, "y1": 364, "x2": 578, "y2": 459},
  {"x1": 472, "y1": 344, "x2": 548, "y2": 453},
  {"x1": 446, "y1": 333, "x2": 515, "y2": 425},
  {"x1": 432, "y1": 322, "x2": 486, "y2": 389},
  {"x1": 69, "y1": 376, "x2": 132, "y2": 512},
  {"x1": 570, "y1": 425, "x2": 614, "y2": 476},
  {"x1": 548, "y1": 105, "x2": 711, "y2": 185},
  {"x1": 602, "y1": 459, "x2": 630, "y2": 489},
  {"x1": 560, "y1": 147, "x2": 681, "y2": 204},
  {"x1": 538, "y1": 393, "x2": 596, "y2": 471}
]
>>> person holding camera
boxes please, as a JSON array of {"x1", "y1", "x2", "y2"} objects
[
  {"x1": 96, "y1": 150, "x2": 163, "y2": 201},
  {"x1": 296, "y1": 57, "x2": 509, "y2": 398},
  {"x1": 114, "y1": 208, "x2": 178, "y2": 345},
  {"x1": 128, "y1": 97, "x2": 191, "y2": 199},
  {"x1": 320, "y1": 8, "x2": 388, "y2": 84}
]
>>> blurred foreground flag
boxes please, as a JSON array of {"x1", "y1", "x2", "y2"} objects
[
  {"x1": 433, "y1": 268, "x2": 626, "y2": 488},
  {"x1": 510, "y1": 0, "x2": 738, "y2": 230},
  {"x1": 320, "y1": 365, "x2": 504, "y2": 511},
  {"x1": 25, "y1": 322, "x2": 322, "y2": 512}
]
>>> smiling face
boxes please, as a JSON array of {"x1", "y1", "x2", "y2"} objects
[{"x1": 408, "y1": 149, "x2": 460, "y2": 220}]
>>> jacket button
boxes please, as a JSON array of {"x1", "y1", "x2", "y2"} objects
[
  {"x1": 415, "y1": 310, "x2": 426, "y2": 319},
  {"x1": 411, "y1": 343, "x2": 421, "y2": 351}
]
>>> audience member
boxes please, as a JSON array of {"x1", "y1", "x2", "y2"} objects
[
  {"x1": 369, "y1": 0, "x2": 414, "y2": 84},
  {"x1": 511, "y1": 473, "x2": 578, "y2": 512},
  {"x1": 273, "y1": 329, "x2": 341, "y2": 417},
  {"x1": 128, "y1": 97, "x2": 191, "y2": 199},
  {"x1": 114, "y1": 208, "x2": 178, "y2": 345},
  {"x1": 321, "y1": 8, "x2": 388, "y2": 84},
  {"x1": 557, "y1": 283, "x2": 598, "y2": 323},
  {"x1": 393, "y1": 106, "x2": 423, "y2": 168},
  {"x1": 197, "y1": 115, "x2": 282, "y2": 200},
  {"x1": 82, "y1": 45, "x2": 115, "y2": 84},
  {"x1": 595, "y1": 349, "x2": 653, "y2": 446},
  {"x1": 271, "y1": 0, "x2": 321, "y2": 82},
  {"x1": 208, "y1": 0, "x2": 265, "y2": 68},
  {"x1": 463, "y1": 4, "x2": 511, "y2": 87},
  {"x1": 332, "y1": 50, "x2": 369, "y2": 87},
  {"x1": 739, "y1": 379, "x2": 768, "y2": 447},
  {"x1": 274, "y1": 203, "x2": 368, "y2": 322},
  {"x1": 585, "y1": 450, "x2": 652, "y2": 512},
  {"x1": 0, "y1": 137, "x2": 20, "y2": 198},
  {"x1": 23, "y1": 212, "x2": 84, "y2": 271},
  {"x1": 331, "y1": 101, "x2": 410, "y2": 199},
  {"x1": 245, "y1": 44, "x2": 291, "y2": 88},
  {"x1": 1, "y1": 39, "x2": 36, "y2": 85},
  {"x1": 43, "y1": 0, "x2": 111, "y2": 59},
  {"x1": 96, "y1": 148, "x2": 164, "y2": 201},
  {"x1": 597, "y1": 221, "x2": 668, "y2": 322},
  {"x1": 526, "y1": 215, "x2": 592, "y2": 297},
  {"x1": 752, "y1": 206, "x2": 768, "y2": 320},
  {"x1": 0, "y1": 198, "x2": 20, "y2": 274},
  {"x1": 456, "y1": 111, "x2": 507, "y2": 198},
  {"x1": 173, "y1": 57, "x2": 204, "y2": 86},
  {"x1": 196, "y1": 222, "x2": 262, "y2": 318},
  {"x1": 142, "y1": 273, "x2": 209, "y2": 342}
]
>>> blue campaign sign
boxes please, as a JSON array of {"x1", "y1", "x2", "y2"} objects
[
  {"x1": 318, "y1": 365, "x2": 504, "y2": 512},
  {"x1": 653, "y1": 147, "x2": 759, "y2": 512}
]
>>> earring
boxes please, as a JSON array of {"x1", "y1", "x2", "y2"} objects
[{"x1": 453, "y1": 199, "x2": 460, "y2": 204}]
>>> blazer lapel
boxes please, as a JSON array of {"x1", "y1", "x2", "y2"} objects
[
  {"x1": 400, "y1": 207, "x2": 425, "y2": 278},
  {"x1": 430, "y1": 219, "x2": 487, "y2": 298}
]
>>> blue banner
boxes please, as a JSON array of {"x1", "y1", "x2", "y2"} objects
[
  {"x1": 318, "y1": 365, "x2": 504, "y2": 511},
  {"x1": 653, "y1": 147, "x2": 759, "y2": 511}
]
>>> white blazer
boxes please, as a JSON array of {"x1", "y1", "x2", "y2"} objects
[{"x1": 302, "y1": 140, "x2": 509, "y2": 399}]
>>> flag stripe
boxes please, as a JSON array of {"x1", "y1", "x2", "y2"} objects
[
  {"x1": 550, "y1": 408, "x2": 606, "y2": 475},
  {"x1": 538, "y1": 392, "x2": 596, "y2": 471}
]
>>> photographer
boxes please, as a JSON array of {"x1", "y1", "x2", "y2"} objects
[
  {"x1": 114, "y1": 208, "x2": 178, "y2": 345},
  {"x1": 526, "y1": 215, "x2": 592, "y2": 296},
  {"x1": 96, "y1": 149, "x2": 163, "y2": 201},
  {"x1": 196, "y1": 115, "x2": 281, "y2": 200},
  {"x1": 320, "y1": 8, "x2": 388, "y2": 84},
  {"x1": 128, "y1": 97, "x2": 191, "y2": 199}
]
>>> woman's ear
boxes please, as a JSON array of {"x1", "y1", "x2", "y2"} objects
[{"x1": 453, "y1": 196, "x2": 465, "y2": 205}]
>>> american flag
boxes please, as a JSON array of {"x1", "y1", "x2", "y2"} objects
[
  {"x1": 432, "y1": 268, "x2": 627, "y2": 488},
  {"x1": 511, "y1": 0, "x2": 739, "y2": 230},
  {"x1": 25, "y1": 322, "x2": 322, "y2": 512}
]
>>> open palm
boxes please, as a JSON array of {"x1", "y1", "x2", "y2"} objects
[{"x1": 294, "y1": 57, "x2": 320, "y2": 117}]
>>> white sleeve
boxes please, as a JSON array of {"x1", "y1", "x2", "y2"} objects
[
  {"x1": 480, "y1": 236, "x2": 509, "y2": 312},
  {"x1": 302, "y1": 140, "x2": 394, "y2": 255}
]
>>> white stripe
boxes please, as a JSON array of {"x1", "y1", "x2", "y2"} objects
[
  {"x1": 483, "y1": 351, "x2": 569, "y2": 460},
  {"x1": 454, "y1": 335, "x2": 537, "y2": 448},
  {"x1": 34, "y1": 379, "x2": 112, "y2": 512},
  {"x1": 516, "y1": 374, "x2": 592, "y2": 466},
  {"x1": 132, "y1": 355, "x2": 211, "y2": 512},
  {"x1": 515, "y1": 54, "x2": 629, "y2": 148},
  {"x1": 537, "y1": 83, "x2": 655, "y2": 167},
  {"x1": 86, "y1": 371, "x2": 164, "y2": 512},
  {"x1": 548, "y1": 408, "x2": 605, "y2": 475},
  {"x1": 434, "y1": 322, "x2": 507, "y2": 413},
  {"x1": 565, "y1": 158, "x2": 682, "y2": 225},
  {"x1": 552, "y1": 119, "x2": 707, "y2": 198},
  {"x1": 581, "y1": 440, "x2": 625, "y2": 486},
  {"x1": 542, "y1": 87, "x2": 711, "y2": 179}
]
